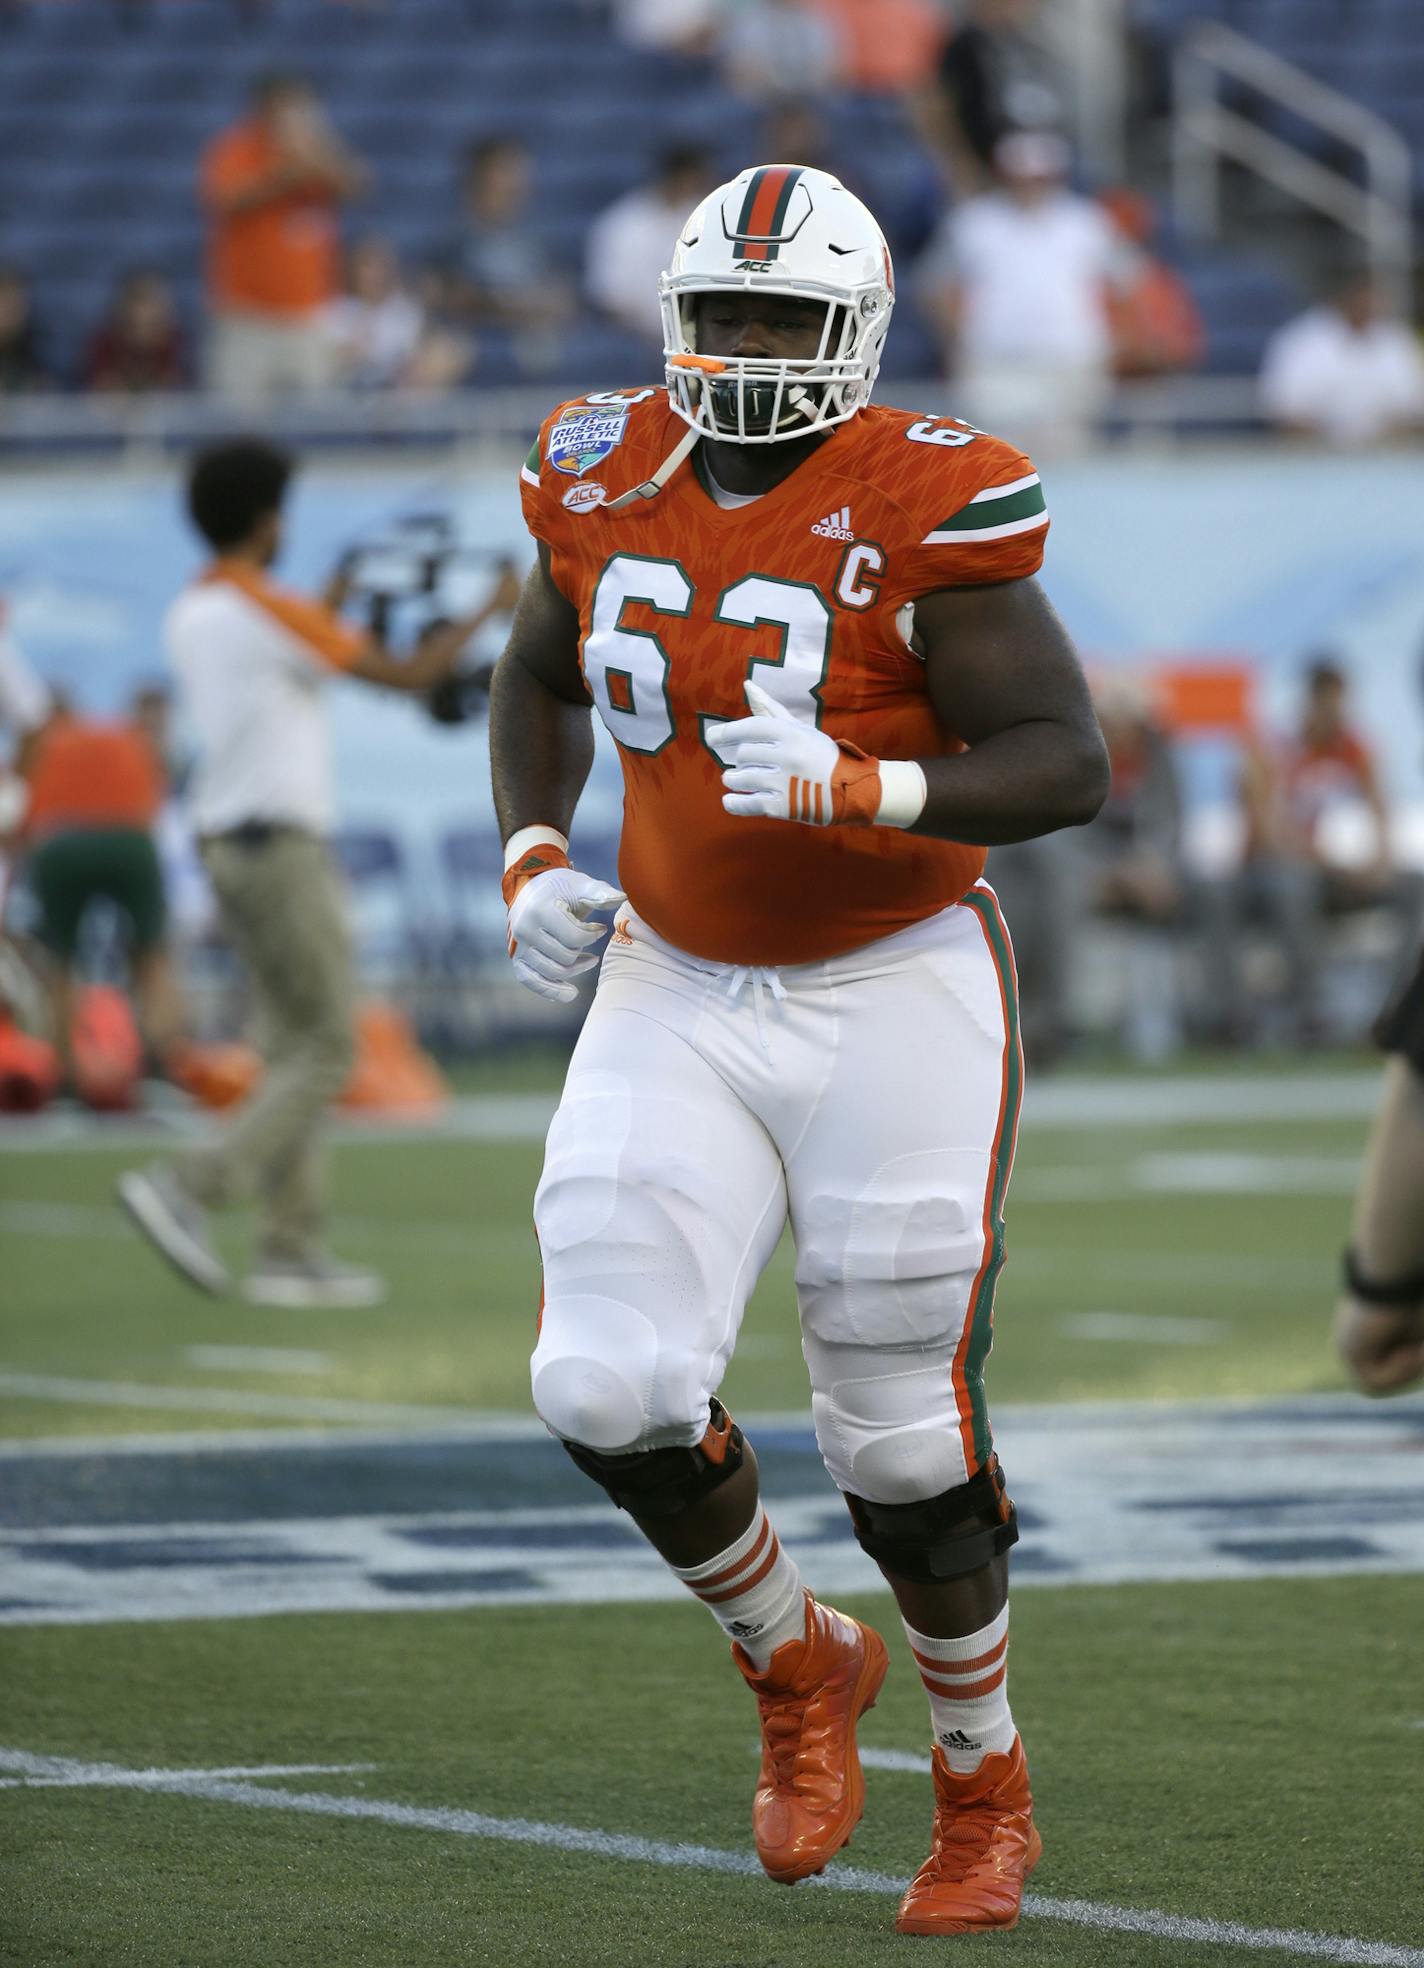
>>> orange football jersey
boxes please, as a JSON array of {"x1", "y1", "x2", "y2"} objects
[{"x1": 520, "y1": 390, "x2": 1049, "y2": 965}]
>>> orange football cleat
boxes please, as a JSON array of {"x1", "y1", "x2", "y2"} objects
[
  {"x1": 733, "y1": 1592, "x2": 889, "y2": 1885},
  {"x1": 896, "y1": 1734, "x2": 1041, "y2": 1935}
]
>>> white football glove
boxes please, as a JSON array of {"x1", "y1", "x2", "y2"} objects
[
  {"x1": 506, "y1": 866, "x2": 624, "y2": 1004},
  {"x1": 706, "y1": 681, "x2": 883, "y2": 826}
]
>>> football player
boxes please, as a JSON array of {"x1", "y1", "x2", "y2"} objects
[
  {"x1": 489, "y1": 165, "x2": 1109, "y2": 1935},
  {"x1": 1336, "y1": 954, "x2": 1424, "y2": 1395}
]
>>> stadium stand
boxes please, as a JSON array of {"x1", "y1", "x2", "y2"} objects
[{"x1": 10, "y1": 0, "x2": 1415, "y2": 398}]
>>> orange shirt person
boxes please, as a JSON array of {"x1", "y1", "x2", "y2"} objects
[
  {"x1": 200, "y1": 73, "x2": 367, "y2": 402},
  {"x1": 20, "y1": 710, "x2": 175, "y2": 1095}
]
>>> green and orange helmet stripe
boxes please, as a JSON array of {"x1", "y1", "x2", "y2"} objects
[{"x1": 728, "y1": 165, "x2": 805, "y2": 261}]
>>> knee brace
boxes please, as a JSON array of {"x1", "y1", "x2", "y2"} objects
[
  {"x1": 1343, "y1": 1246, "x2": 1424, "y2": 1307},
  {"x1": 845, "y1": 1454, "x2": 1019, "y2": 1583},
  {"x1": 562, "y1": 1398, "x2": 745, "y2": 1517}
]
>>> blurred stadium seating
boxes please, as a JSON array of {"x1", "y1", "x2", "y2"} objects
[{"x1": 5, "y1": 0, "x2": 1417, "y2": 396}]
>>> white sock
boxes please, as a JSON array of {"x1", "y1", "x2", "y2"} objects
[
  {"x1": 668, "y1": 1504, "x2": 806, "y2": 1672},
  {"x1": 904, "y1": 1605, "x2": 1016, "y2": 1773}
]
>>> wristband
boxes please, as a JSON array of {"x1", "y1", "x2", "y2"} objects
[
  {"x1": 503, "y1": 824, "x2": 569, "y2": 871},
  {"x1": 874, "y1": 760, "x2": 928, "y2": 829},
  {"x1": 501, "y1": 830, "x2": 572, "y2": 907}
]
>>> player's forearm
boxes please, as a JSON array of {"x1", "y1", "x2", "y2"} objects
[
  {"x1": 910, "y1": 718, "x2": 1110, "y2": 845},
  {"x1": 489, "y1": 652, "x2": 596, "y2": 844}
]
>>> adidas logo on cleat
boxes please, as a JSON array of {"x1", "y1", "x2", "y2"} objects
[{"x1": 811, "y1": 505, "x2": 855, "y2": 541}]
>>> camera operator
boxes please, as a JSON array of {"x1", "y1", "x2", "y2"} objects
[
  {"x1": 119, "y1": 436, "x2": 509, "y2": 1310},
  {"x1": 337, "y1": 516, "x2": 520, "y2": 727}
]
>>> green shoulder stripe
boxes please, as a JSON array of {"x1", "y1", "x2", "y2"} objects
[
  {"x1": 930, "y1": 482, "x2": 1046, "y2": 534},
  {"x1": 523, "y1": 440, "x2": 540, "y2": 475}
]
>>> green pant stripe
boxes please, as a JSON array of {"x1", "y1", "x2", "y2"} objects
[{"x1": 958, "y1": 888, "x2": 1022, "y2": 1470}]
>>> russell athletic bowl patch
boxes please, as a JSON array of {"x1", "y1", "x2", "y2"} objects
[{"x1": 548, "y1": 409, "x2": 629, "y2": 478}]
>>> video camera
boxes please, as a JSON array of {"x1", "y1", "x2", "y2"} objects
[{"x1": 336, "y1": 511, "x2": 520, "y2": 725}]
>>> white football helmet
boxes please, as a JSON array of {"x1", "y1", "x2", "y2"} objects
[{"x1": 659, "y1": 164, "x2": 895, "y2": 445}]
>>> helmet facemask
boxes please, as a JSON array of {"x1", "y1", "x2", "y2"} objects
[{"x1": 661, "y1": 277, "x2": 891, "y2": 445}]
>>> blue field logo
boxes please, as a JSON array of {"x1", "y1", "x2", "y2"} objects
[{"x1": 548, "y1": 409, "x2": 629, "y2": 478}]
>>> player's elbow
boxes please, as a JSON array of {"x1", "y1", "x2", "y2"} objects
[{"x1": 1056, "y1": 723, "x2": 1112, "y2": 829}]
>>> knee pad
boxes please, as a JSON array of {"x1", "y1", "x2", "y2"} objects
[
  {"x1": 794, "y1": 1152, "x2": 988, "y2": 1351},
  {"x1": 804, "y1": 1336, "x2": 968, "y2": 1501},
  {"x1": 846, "y1": 1455, "x2": 1019, "y2": 1583},
  {"x1": 563, "y1": 1397, "x2": 745, "y2": 1517},
  {"x1": 530, "y1": 1292, "x2": 661, "y2": 1450}
]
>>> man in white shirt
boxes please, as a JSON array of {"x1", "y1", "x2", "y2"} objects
[
  {"x1": 1260, "y1": 268, "x2": 1424, "y2": 447},
  {"x1": 585, "y1": 145, "x2": 715, "y2": 346},
  {"x1": 919, "y1": 131, "x2": 1126, "y2": 451},
  {"x1": 118, "y1": 438, "x2": 500, "y2": 1308}
]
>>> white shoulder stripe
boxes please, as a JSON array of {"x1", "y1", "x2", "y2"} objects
[
  {"x1": 519, "y1": 464, "x2": 540, "y2": 489},
  {"x1": 967, "y1": 472, "x2": 1041, "y2": 505},
  {"x1": 922, "y1": 511, "x2": 1050, "y2": 547}
]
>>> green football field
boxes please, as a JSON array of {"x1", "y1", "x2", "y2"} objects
[{"x1": 3, "y1": 1056, "x2": 1423, "y2": 1967}]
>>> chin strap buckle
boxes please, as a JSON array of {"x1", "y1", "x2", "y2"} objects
[{"x1": 604, "y1": 420, "x2": 702, "y2": 513}]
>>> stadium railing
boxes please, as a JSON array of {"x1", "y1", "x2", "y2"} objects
[{"x1": 0, "y1": 377, "x2": 1280, "y2": 460}]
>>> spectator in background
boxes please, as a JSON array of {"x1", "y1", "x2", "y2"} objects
[
  {"x1": 16, "y1": 701, "x2": 184, "y2": 1093},
  {"x1": 808, "y1": 0, "x2": 944, "y2": 95},
  {"x1": 919, "y1": 130, "x2": 1127, "y2": 451},
  {"x1": 612, "y1": 0, "x2": 725, "y2": 57},
  {"x1": 721, "y1": 0, "x2": 843, "y2": 103},
  {"x1": 117, "y1": 439, "x2": 512, "y2": 1309},
  {"x1": 1083, "y1": 672, "x2": 1189, "y2": 1059},
  {"x1": 758, "y1": 99, "x2": 855, "y2": 195},
  {"x1": 755, "y1": 97, "x2": 939, "y2": 262},
  {"x1": 585, "y1": 145, "x2": 716, "y2": 349},
  {"x1": 199, "y1": 72, "x2": 368, "y2": 402},
  {"x1": 1209, "y1": 659, "x2": 1423, "y2": 1044},
  {"x1": 443, "y1": 137, "x2": 571, "y2": 374},
  {"x1": 83, "y1": 269, "x2": 188, "y2": 395},
  {"x1": 1260, "y1": 265, "x2": 1424, "y2": 447},
  {"x1": 1098, "y1": 188, "x2": 1203, "y2": 382},
  {"x1": 918, "y1": 0, "x2": 1065, "y2": 191},
  {"x1": 0, "y1": 267, "x2": 52, "y2": 394},
  {"x1": 326, "y1": 236, "x2": 439, "y2": 390}
]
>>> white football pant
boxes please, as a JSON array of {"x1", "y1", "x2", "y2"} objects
[{"x1": 530, "y1": 886, "x2": 1022, "y2": 1505}]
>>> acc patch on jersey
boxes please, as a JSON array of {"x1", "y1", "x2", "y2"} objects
[{"x1": 548, "y1": 408, "x2": 629, "y2": 478}]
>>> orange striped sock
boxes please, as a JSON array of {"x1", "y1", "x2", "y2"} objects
[
  {"x1": 669, "y1": 1504, "x2": 805, "y2": 1671},
  {"x1": 904, "y1": 1605, "x2": 1015, "y2": 1773}
]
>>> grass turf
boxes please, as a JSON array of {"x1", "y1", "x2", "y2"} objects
[
  {"x1": 3, "y1": 1576, "x2": 1421, "y2": 1967},
  {"x1": 0, "y1": 1104, "x2": 1372, "y2": 1439}
]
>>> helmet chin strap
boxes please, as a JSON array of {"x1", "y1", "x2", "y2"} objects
[
  {"x1": 604, "y1": 356, "x2": 820, "y2": 513},
  {"x1": 603, "y1": 418, "x2": 702, "y2": 513}
]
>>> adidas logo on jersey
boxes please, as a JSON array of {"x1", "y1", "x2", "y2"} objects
[{"x1": 811, "y1": 505, "x2": 855, "y2": 541}]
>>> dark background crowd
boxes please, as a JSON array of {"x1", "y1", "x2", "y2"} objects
[{"x1": 0, "y1": 0, "x2": 1420, "y2": 449}]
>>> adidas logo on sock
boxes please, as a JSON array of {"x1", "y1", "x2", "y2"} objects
[
  {"x1": 728, "y1": 1619, "x2": 765, "y2": 1638},
  {"x1": 811, "y1": 505, "x2": 855, "y2": 541},
  {"x1": 937, "y1": 1729, "x2": 983, "y2": 1751}
]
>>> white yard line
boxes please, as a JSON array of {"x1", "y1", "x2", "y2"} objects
[
  {"x1": 1, "y1": 1389, "x2": 1419, "y2": 1460},
  {"x1": 0, "y1": 1759, "x2": 373, "y2": 1789},
  {"x1": 0, "y1": 1198, "x2": 519, "y2": 1254},
  {"x1": 860, "y1": 1747, "x2": 933, "y2": 1773},
  {"x1": 0, "y1": 1073, "x2": 1382, "y2": 1159},
  {"x1": 1017, "y1": 1154, "x2": 1362, "y2": 1202},
  {"x1": 0, "y1": 1371, "x2": 485, "y2": 1427},
  {"x1": 183, "y1": 1347, "x2": 332, "y2": 1377},
  {"x1": 0, "y1": 1747, "x2": 1416, "y2": 1966},
  {"x1": 1060, "y1": 1312, "x2": 1228, "y2": 1346}
]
